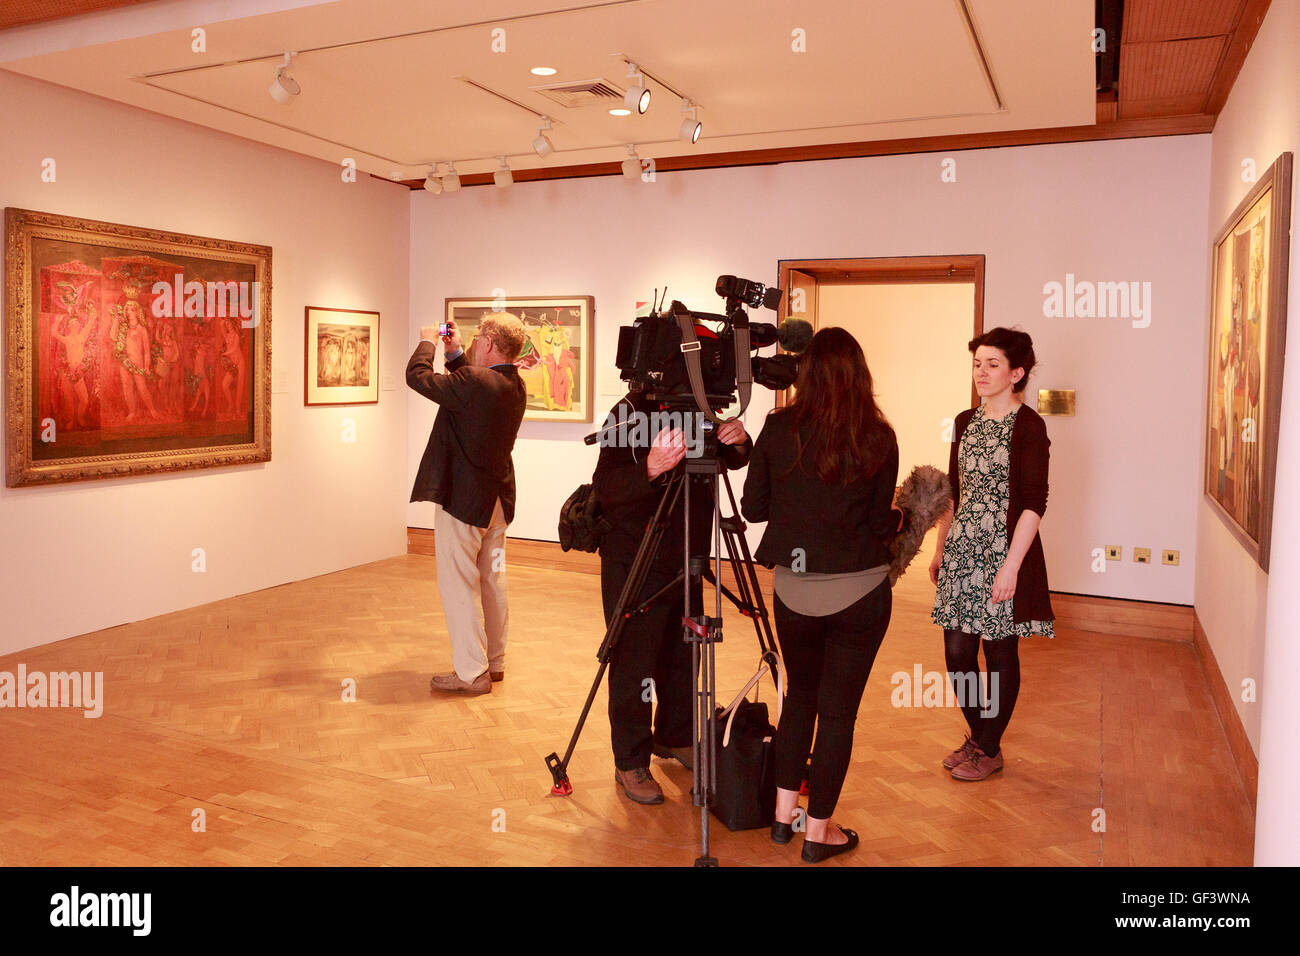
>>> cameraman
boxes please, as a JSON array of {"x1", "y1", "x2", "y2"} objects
[
  {"x1": 593, "y1": 391, "x2": 751, "y2": 804},
  {"x1": 407, "y1": 315, "x2": 527, "y2": 696}
]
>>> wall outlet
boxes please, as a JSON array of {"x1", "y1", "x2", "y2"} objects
[
  {"x1": 1105, "y1": 545, "x2": 1122, "y2": 561},
  {"x1": 1134, "y1": 547, "x2": 1151, "y2": 564},
  {"x1": 1162, "y1": 549, "x2": 1180, "y2": 566}
]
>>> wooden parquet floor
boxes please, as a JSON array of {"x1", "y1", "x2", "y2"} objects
[{"x1": 0, "y1": 549, "x2": 1254, "y2": 867}]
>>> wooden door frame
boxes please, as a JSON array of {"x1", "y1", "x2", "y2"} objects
[{"x1": 775, "y1": 254, "x2": 986, "y2": 407}]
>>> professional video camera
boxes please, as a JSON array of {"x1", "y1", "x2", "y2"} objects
[{"x1": 614, "y1": 275, "x2": 812, "y2": 415}]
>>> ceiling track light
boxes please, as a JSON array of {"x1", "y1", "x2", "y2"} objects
[
  {"x1": 494, "y1": 156, "x2": 513, "y2": 189},
  {"x1": 621, "y1": 144, "x2": 642, "y2": 180},
  {"x1": 423, "y1": 164, "x2": 443, "y2": 194},
  {"x1": 678, "y1": 99, "x2": 702, "y2": 144},
  {"x1": 268, "y1": 52, "x2": 300, "y2": 105},
  {"x1": 623, "y1": 62, "x2": 651, "y2": 114},
  {"x1": 533, "y1": 117, "x2": 555, "y2": 157},
  {"x1": 443, "y1": 162, "x2": 461, "y2": 192}
]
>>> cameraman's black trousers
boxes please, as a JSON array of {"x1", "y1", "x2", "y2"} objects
[{"x1": 601, "y1": 559, "x2": 702, "y2": 772}]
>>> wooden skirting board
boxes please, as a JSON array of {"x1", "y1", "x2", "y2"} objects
[{"x1": 1193, "y1": 611, "x2": 1259, "y2": 809}]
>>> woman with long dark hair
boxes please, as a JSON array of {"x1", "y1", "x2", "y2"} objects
[
  {"x1": 929, "y1": 327, "x2": 1054, "y2": 781},
  {"x1": 742, "y1": 327, "x2": 901, "y2": 863}
]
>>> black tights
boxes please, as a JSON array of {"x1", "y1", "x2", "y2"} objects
[{"x1": 942, "y1": 629, "x2": 1021, "y2": 758}]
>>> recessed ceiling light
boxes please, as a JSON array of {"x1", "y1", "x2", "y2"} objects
[
  {"x1": 530, "y1": 66, "x2": 557, "y2": 76},
  {"x1": 608, "y1": 108, "x2": 632, "y2": 117}
]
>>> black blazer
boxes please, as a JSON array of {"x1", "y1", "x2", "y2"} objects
[
  {"x1": 592, "y1": 393, "x2": 751, "y2": 573},
  {"x1": 407, "y1": 341, "x2": 526, "y2": 528},
  {"x1": 948, "y1": 404, "x2": 1054, "y2": 624},
  {"x1": 741, "y1": 408, "x2": 900, "y2": 573}
]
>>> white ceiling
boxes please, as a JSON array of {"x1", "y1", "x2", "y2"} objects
[{"x1": 0, "y1": 0, "x2": 1095, "y2": 182}]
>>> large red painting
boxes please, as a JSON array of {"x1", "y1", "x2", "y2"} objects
[{"x1": 6, "y1": 208, "x2": 271, "y2": 486}]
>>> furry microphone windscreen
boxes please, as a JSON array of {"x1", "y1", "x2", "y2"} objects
[{"x1": 889, "y1": 464, "x2": 953, "y2": 584}]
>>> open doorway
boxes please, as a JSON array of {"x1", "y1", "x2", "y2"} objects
[{"x1": 777, "y1": 255, "x2": 984, "y2": 481}]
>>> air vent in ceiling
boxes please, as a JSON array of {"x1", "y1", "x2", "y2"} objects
[{"x1": 530, "y1": 78, "x2": 624, "y2": 109}]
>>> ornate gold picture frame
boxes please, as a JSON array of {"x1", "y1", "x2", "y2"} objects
[{"x1": 4, "y1": 207, "x2": 272, "y2": 486}]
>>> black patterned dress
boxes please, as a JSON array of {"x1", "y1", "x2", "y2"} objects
[{"x1": 931, "y1": 404, "x2": 1055, "y2": 640}]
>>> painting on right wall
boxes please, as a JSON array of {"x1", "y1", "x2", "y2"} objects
[{"x1": 1204, "y1": 151, "x2": 1293, "y2": 571}]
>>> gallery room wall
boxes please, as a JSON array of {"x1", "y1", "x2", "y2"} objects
[
  {"x1": 408, "y1": 132, "x2": 1212, "y2": 607},
  {"x1": 1197, "y1": 0, "x2": 1300, "y2": 785},
  {"x1": 0, "y1": 69, "x2": 412, "y2": 655}
]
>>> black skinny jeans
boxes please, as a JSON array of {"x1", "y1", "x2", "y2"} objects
[{"x1": 773, "y1": 582, "x2": 891, "y2": 819}]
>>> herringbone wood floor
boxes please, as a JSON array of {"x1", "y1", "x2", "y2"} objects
[{"x1": 0, "y1": 545, "x2": 1253, "y2": 866}]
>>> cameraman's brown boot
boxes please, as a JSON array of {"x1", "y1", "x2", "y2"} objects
[{"x1": 614, "y1": 767, "x2": 664, "y2": 804}]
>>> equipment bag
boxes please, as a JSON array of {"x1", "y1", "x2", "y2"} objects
[
  {"x1": 557, "y1": 482, "x2": 610, "y2": 553},
  {"x1": 710, "y1": 658, "x2": 785, "y2": 832}
]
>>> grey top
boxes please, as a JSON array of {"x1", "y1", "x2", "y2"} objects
[{"x1": 774, "y1": 564, "x2": 890, "y2": 617}]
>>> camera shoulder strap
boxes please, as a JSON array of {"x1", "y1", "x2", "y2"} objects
[{"x1": 674, "y1": 312, "x2": 752, "y2": 424}]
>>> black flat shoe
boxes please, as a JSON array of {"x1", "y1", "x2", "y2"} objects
[
  {"x1": 771, "y1": 820, "x2": 794, "y2": 845},
  {"x1": 801, "y1": 826, "x2": 858, "y2": 863}
]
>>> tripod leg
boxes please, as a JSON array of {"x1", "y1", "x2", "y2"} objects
[{"x1": 545, "y1": 475, "x2": 683, "y2": 796}]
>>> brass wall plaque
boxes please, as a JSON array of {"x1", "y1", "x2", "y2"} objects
[{"x1": 1037, "y1": 388, "x2": 1075, "y2": 416}]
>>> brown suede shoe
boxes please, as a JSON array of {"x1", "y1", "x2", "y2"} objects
[
  {"x1": 614, "y1": 767, "x2": 664, "y2": 805},
  {"x1": 489, "y1": 671, "x2": 504, "y2": 683},
  {"x1": 429, "y1": 671, "x2": 491, "y2": 696},
  {"x1": 942, "y1": 736, "x2": 980, "y2": 770},
  {"x1": 951, "y1": 746, "x2": 1004, "y2": 781}
]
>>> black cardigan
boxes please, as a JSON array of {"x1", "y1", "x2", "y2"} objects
[
  {"x1": 948, "y1": 404, "x2": 1054, "y2": 624},
  {"x1": 741, "y1": 408, "x2": 900, "y2": 573}
]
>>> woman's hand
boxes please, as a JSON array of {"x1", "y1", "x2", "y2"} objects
[
  {"x1": 929, "y1": 551, "x2": 943, "y2": 585},
  {"x1": 991, "y1": 560, "x2": 1019, "y2": 603}
]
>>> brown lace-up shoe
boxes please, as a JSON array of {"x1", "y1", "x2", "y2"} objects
[
  {"x1": 951, "y1": 745, "x2": 1004, "y2": 781},
  {"x1": 942, "y1": 736, "x2": 980, "y2": 770},
  {"x1": 614, "y1": 767, "x2": 665, "y2": 804}
]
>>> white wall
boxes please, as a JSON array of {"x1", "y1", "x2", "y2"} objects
[
  {"x1": 1196, "y1": 0, "x2": 1300, "y2": 816},
  {"x1": 817, "y1": 281, "x2": 975, "y2": 481},
  {"x1": 409, "y1": 134, "x2": 1211, "y2": 606},
  {"x1": 0, "y1": 69, "x2": 411, "y2": 655}
]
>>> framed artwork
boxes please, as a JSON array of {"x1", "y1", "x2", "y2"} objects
[
  {"x1": 444, "y1": 295, "x2": 595, "y2": 422},
  {"x1": 305, "y1": 307, "x2": 379, "y2": 406},
  {"x1": 1203, "y1": 152, "x2": 1293, "y2": 571},
  {"x1": 4, "y1": 207, "x2": 271, "y2": 486}
]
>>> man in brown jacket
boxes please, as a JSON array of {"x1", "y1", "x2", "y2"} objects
[{"x1": 407, "y1": 315, "x2": 527, "y2": 695}]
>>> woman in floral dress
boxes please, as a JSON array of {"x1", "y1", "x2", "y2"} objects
[{"x1": 930, "y1": 327, "x2": 1054, "y2": 781}]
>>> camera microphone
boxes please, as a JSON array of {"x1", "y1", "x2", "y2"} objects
[{"x1": 750, "y1": 317, "x2": 813, "y2": 354}]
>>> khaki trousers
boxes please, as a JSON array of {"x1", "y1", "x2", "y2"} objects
[{"x1": 434, "y1": 499, "x2": 509, "y2": 682}]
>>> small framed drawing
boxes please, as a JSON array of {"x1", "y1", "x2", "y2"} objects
[
  {"x1": 1203, "y1": 151, "x2": 1292, "y2": 571},
  {"x1": 305, "y1": 306, "x2": 379, "y2": 406},
  {"x1": 444, "y1": 295, "x2": 595, "y2": 422}
]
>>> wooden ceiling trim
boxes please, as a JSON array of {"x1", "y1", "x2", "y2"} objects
[
  {"x1": 389, "y1": 114, "x2": 1216, "y2": 189},
  {"x1": 1203, "y1": 0, "x2": 1273, "y2": 115}
]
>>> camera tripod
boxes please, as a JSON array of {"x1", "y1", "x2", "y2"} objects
[{"x1": 544, "y1": 435, "x2": 782, "y2": 867}]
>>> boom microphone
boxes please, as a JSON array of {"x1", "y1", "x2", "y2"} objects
[{"x1": 750, "y1": 317, "x2": 813, "y2": 354}]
